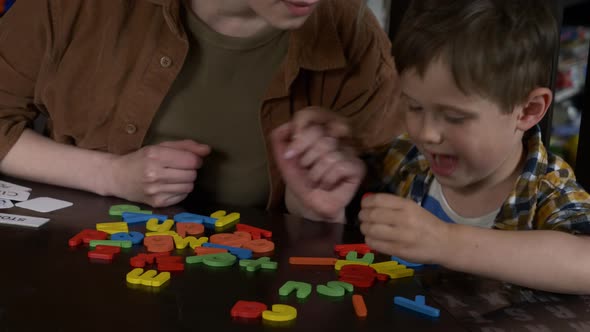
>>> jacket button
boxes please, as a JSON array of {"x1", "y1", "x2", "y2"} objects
[
  {"x1": 125, "y1": 123, "x2": 137, "y2": 134},
  {"x1": 160, "y1": 56, "x2": 172, "y2": 68}
]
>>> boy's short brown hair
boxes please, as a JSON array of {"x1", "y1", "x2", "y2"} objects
[{"x1": 393, "y1": 0, "x2": 558, "y2": 112}]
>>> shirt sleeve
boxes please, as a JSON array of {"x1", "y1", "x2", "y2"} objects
[
  {"x1": 535, "y1": 170, "x2": 590, "y2": 235},
  {"x1": 0, "y1": 0, "x2": 54, "y2": 160}
]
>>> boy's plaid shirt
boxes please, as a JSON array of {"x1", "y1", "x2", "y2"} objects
[{"x1": 370, "y1": 126, "x2": 590, "y2": 234}]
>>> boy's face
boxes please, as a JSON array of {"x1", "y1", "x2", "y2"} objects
[
  {"x1": 247, "y1": 0, "x2": 321, "y2": 30},
  {"x1": 401, "y1": 60, "x2": 525, "y2": 191}
]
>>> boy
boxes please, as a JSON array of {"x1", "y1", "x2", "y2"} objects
[{"x1": 271, "y1": 0, "x2": 590, "y2": 294}]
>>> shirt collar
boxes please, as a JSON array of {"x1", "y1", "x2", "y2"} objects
[
  {"x1": 145, "y1": 0, "x2": 184, "y2": 38},
  {"x1": 398, "y1": 135, "x2": 430, "y2": 176},
  {"x1": 518, "y1": 125, "x2": 546, "y2": 178},
  {"x1": 287, "y1": 4, "x2": 347, "y2": 72},
  {"x1": 264, "y1": 1, "x2": 348, "y2": 99},
  {"x1": 495, "y1": 125, "x2": 546, "y2": 229},
  {"x1": 149, "y1": 0, "x2": 348, "y2": 99}
]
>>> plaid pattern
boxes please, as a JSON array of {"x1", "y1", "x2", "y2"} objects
[{"x1": 371, "y1": 126, "x2": 590, "y2": 234}]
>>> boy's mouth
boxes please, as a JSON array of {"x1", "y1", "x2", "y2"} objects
[{"x1": 429, "y1": 153, "x2": 458, "y2": 177}]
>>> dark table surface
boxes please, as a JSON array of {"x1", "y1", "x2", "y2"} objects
[{"x1": 1, "y1": 176, "x2": 589, "y2": 332}]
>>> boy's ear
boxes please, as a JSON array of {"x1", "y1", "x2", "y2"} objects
[{"x1": 516, "y1": 87, "x2": 553, "y2": 131}]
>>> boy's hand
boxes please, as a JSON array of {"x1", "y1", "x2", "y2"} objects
[
  {"x1": 271, "y1": 109, "x2": 365, "y2": 222},
  {"x1": 106, "y1": 140, "x2": 210, "y2": 208},
  {"x1": 359, "y1": 193, "x2": 451, "y2": 264}
]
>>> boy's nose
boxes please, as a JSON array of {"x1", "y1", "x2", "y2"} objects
[{"x1": 417, "y1": 116, "x2": 443, "y2": 145}]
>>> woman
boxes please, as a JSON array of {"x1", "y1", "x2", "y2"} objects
[{"x1": 0, "y1": 0, "x2": 402, "y2": 210}]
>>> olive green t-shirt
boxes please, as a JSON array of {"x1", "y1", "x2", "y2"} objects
[{"x1": 145, "y1": 5, "x2": 289, "y2": 208}]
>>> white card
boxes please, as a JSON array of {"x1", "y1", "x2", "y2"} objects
[
  {"x1": 0, "y1": 213, "x2": 50, "y2": 228},
  {"x1": 0, "y1": 180, "x2": 32, "y2": 192},
  {"x1": 15, "y1": 197, "x2": 73, "y2": 213},
  {"x1": 0, "y1": 189, "x2": 30, "y2": 202},
  {"x1": 0, "y1": 199, "x2": 14, "y2": 209}
]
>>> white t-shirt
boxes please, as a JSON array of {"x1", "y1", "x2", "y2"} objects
[{"x1": 422, "y1": 179, "x2": 499, "y2": 228}]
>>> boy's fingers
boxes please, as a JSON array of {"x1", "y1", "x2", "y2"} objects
[
  {"x1": 363, "y1": 237, "x2": 400, "y2": 257},
  {"x1": 361, "y1": 222, "x2": 398, "y2": 241},
  {"x1": 359, "y1": 207, "x2": 401, "y2": 226},
  {"x1": 361, "y1": 193, "x2": 407, "y2": 210}
]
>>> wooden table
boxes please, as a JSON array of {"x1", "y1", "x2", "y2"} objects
[{"x1": 1, "y1": 177, "x2": 588, "y2": 332}]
